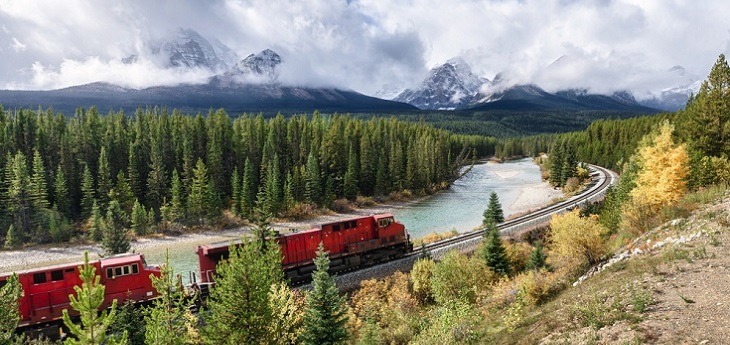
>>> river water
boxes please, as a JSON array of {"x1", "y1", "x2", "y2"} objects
[{"x1": 142, "y1": 158, "x2": 553, "y2": 283}]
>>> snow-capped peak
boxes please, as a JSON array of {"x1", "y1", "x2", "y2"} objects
[
  {"x1": 210, "y1": 49, "x2": 283, "y2": 86},
  {"x1": 158, "y1": 27, "x2": 233, "y2": 72},
  {"x1": 393, "y1": 57, "x2": 489, "y2": 110}
]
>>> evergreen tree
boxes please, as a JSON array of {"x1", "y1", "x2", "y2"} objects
[
  {"x1": 525, "y1": 242, "x2": 547, "y2": 271},
  {"x1": 109, "y1": 171, "x2": 135, "y2": 216},
  {"x1": 283, "y1": 171, "x2": 295, "y2": 213},
  {"x1": 343, "y1": 145, "x2": 358, "y2": 200},
  {"x1": 260, "y1": 154, "x2": 282, "y2": 217},
  {"x1": 62, "y1": 252, "x2": 127, "y2": 345},
  {"x1": 110, "y1": 300, "x2": 146, "y2": 345},
  {"x1": 97, "y1": 146, "x2": 112, "y2": 207},
  {"x1": 548, "y1": 140, "x2": 565, "y2": 187},
  {"x1": 323, "y1": 175, "x2": 335, "y2": 209},
  {"x1": 482, "y1": 191, "x2": 504, "y2": 225},
  {"x1": 144, "y1": 251, "x2": 199, "y2": 345},
  {"x1": 480, "y1": 223, "x2": 510, "y2": 276},
  {"x1": 127, "y1": 141, "x2": 142, "y2": 201},
  {"x1": 7, "y1": 152, "x2": 32, "y2": 238},
  {"x1": 102, "y1": 200, "x2": 131, "y2": 255},
  {"x1": 240, "y1": 158, "x2": 257, "y2": 219},
  {"x1": 3, "y1": 225, "x2": 20, "y2": 249},
  {"x1": 201, "y1": 236, "x2": 282, "y2": 344},
  {"x1": 131, "y1": 199, "x2": 148, "y2": 236},
  {"x1": 169, "y1": 169, "x2": 184, "y2": 222},
  {"x1": 301, "y1": 243, "x2": 350, "y2": 345},
  {"x1": 146, "y1": 143, "x2": 167, "y2": 213},
  {"x1": 89, "y1": 199, "x2": 103, "y2": 242},
  {"x1": 54, "y1": 164, "x2": 71, "y2": 219},
  {"x1": 187, "y1": 159, "x2": 209, "y2": 225},
  {"x1": 80, "y1": 163, "x2": 96, "y2": 219},
  {"x1": 230, "y1": 166, "x2": 241, "y2": 216},
  {"x1": 0, "y1": 273, "x2": 22, "y2": 343},
  {"x1": 304, "y1": 151, "x2": 321, "y2": 205},
  {"x1": 29, "y1": 149, "x2": 50, "y2": 210}
]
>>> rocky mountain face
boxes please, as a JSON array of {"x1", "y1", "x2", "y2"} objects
[
  {"x1": 394, "y1": 57, "x2": 488, "y2": 110},
  {"x1": 210, "y1": 49, "x2": 282, "y2": 86},
  {"x1": 637, "y1": 66, "x2": 701, "y2": 111}
]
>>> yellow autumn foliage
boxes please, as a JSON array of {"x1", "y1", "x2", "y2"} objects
[
  {"x1": 630, "y1": 121, "x2": 689, "y2": 212},
  {"x1": 549, "y1": 209, "x2": 607, "y2": 267}
]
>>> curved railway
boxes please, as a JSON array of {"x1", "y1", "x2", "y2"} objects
[{"x1": 331, "y1": 163, "x2": 618, "y2": 290}]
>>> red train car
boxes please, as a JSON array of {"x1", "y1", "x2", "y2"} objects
[
  {"x1": 197, "y1": 213, "x2": 412, "y2": 284},
  {"x1": 0, "y1": 253, "x2": 161, "y2": 328}
]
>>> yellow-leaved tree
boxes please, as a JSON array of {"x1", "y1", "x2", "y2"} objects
[
  {"x1": 549, "y1": 209, "x2": 607, "y2": 268},
  {"x1": 622, "y1": 121, "x2": 689, "y2": 234}
]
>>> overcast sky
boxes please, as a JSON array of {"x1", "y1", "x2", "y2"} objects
[{"x1": 1, "y1": 0, "x2": 729, "y2": 98}]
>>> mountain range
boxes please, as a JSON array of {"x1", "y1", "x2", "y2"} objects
[{"x1": 0, "y1": 27, "x2": 695, "y2": 117}]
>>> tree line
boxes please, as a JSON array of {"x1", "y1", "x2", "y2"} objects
[{"x1": 0, "y1": 108, "x2": 495, "y2": 248}]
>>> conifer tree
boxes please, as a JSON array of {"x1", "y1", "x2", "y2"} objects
[
  {"x1": 230, "y1": 166, "x2": 241, "y2": 216},
  {"x1": 127, "y1": 141, "x2": 142, "y2": 201},
  {"x1": 323, "y1": 175, "x2": 335, "y2": 209},
  {"x1": 480, "y1": 223, "x2": 510, "y2": 276},
  {"x1": 188, "y1": 159, "x2": 209, "y2": 225},
  {"x1": 201, "y1": 235, "x2": 282, "y2": 344},
  {"x1": 7, "y1": 152, "x2": 32, "y2": 237},
  {"x1": 343, "y1": 145, "x2": 358, "y2": 200},
  {"x1": 3, "y1": 225, "x2": 20, "y2": 249},
  {"x1": 29, "y1": 149, "x2": 49, "y2": 210},
  {"x1": 144, "y1": 251, "x2": 199, "y2": 345},
  {"x1": 283, "y1": 172, "x2": 296, "y2": 213},
  {"x1": 301, "y1": 243, "x2": 350, "y2": 345},
  {"x1": 0, "y1": 273, "x2": 21, "y2": 343},
  {"x1": 549, "y1": 140, "x2": 565, "y2": 187},
  {"x1": 102, "y1": 200, "x2": 130, "y2": 255},
  {"x1": 261, "y1": 154, "x2": 282, "y2": 217},
  {"x1": 146, "y1": 143, "x2": 167, "y2": 213},
  {"x1": 62, "y1": 252, "x2": 126, "y2": 345},
  {"x1": 240, "y1": 158, "x2": 257, "y2": 219},
  {"x1": 89, "y1": 199, "x2": 103, "y2": 242},
  {"x1": 54, "y1": 164, "x2": 70, "y2": 219},
  {"x1": 525, "y1": 242, "x2": 547, "y2": 271},
  {"x1": 80, "y1": 163, "x2": 96, "y2": 219},
  {"x1": 97, "y1": 146, "x2": 112, "y2": 207},
  {"x1": 131, "y1": 199, "x2": 148, "y2": 236},
  {"x1": 483, "y1": 191, "x2": 504, "y2": 225},
  {"x1": 169, "y1": 169, "x2": 184, "y2": 222},
  {"x1": 110, "y1": 300, "x2": 145, "y2": 345},
  {"x1": 110, "y1": 171, "x2": 135, "y2": 216},
  {"x1": 304, "y1": 151, "x2": 321, "y2": 205}
]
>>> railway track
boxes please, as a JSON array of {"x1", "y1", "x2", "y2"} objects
[{"x1": 332, "y1": 164, "x2": 618, "y2": 290}]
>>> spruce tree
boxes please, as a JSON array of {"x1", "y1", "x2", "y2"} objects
[
  {"x1": 131, "y1": 199, "x2": 148, "y2": 236},
  {"x1": 343, "y1": 144, "x2": 358, "y2": 200},
  {"x1": 89, "y1": 199, "x2": 103, "y2": 242},
  {"x1": 283, "y1": 171, "x2": 295, "y2": 213},
  {"x1": 549, "y1": 140, "x2": 565, "y2": 187},
  {"x1": 3, "y1": 225, "x2": 20, "y2": 249},
  {"x1": 240, "y1": 158, "x2": 257, "y2": 219},
  {"x1": 169, "y1": 169, "x2": 184, "y2": 223},
  {"x1": 304, "y1": 151, "x2": 321, "y2": 205},
  {"x1": 97, "y1": 146, "x2": 112, "y2": 207},
  {"x1": 187, "y1": 159, "x2": 209, "y2": 225},
  {"x1": 109, "y1": 171, "x2": 135, "y2": 216},
  {"x1": 29, "y1": 149, "x2": 49, "y2": 210},
  {"x1": 301, "y1": 243, "x2": 350, "y2": 345},
  {"x1": 109, "y1": 300, "x2": 145, "y2": 345},
  {"x1": 102, "y1": 200, "x2": 131, "y2": 255},
  {"x1": 146, "y1": 143, "x2": 167, "y2": 213},
  {"x1": 201, "y1": 236, "x2": 282, "y2": 344},
  {"x1": 7, "y1": 152, "x2": 32, "y2": 238},
  {"x1": 230, "y1": 166, "x2": 241, "y2": 216},
  {"x1": 481, "y1": 223, "x2": 511, "y2": 276},
  {"x1": 62, "y1": 252, "x2": 126, "y2": 345},
  {"x1": 54, "y1": 164, "x2": 70, "y2": 219},
  {"x1": 144, "y1": 251, "x2": 199, "y2": 345},
  {"x1": 80, "y1": 163, "x2": 96, "y2": 219},
  {"x1": 483, "y1": 191, "x2": 504, "y2": 225},
  {"x1": 525, "y1": 242, "x2": 547, "y2": 271},
  {"x1": 127, "y1": 141, "x2": 142, "y2": 201},
  {"x1": 0, "y1": 273, "x2": 22, "y2": 343}
]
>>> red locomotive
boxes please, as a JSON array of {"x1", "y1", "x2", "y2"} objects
[
  {"x1": 197, "y1": 213, "x2": 412, "y2": 284},
  {"x1": 0, "y1": 253, "x2": 161, "y2": 328}
]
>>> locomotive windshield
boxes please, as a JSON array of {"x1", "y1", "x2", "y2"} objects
[{"x1": 378, "y1": 217, "x2": 393, "y2": 227}]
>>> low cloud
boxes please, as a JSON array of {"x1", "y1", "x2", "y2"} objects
[{"x1": 0, "y1": 0, "x2": 729, "y2": 96}]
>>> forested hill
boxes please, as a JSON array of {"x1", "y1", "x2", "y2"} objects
[{"x1": 0, "y1": 108, "x2": 494, "y2": 247}]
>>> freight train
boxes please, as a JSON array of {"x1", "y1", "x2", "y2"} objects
[{"x1": 0, "y1": 213, "x2": 412, "y2": 329}]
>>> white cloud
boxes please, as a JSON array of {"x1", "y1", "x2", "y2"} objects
[{"x1": 0, "y1": 0, "x2": 728, "y2": 96}]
